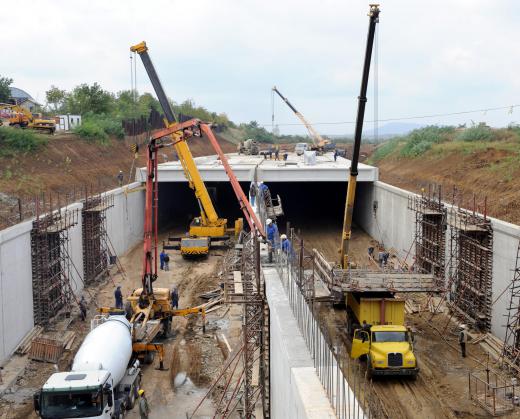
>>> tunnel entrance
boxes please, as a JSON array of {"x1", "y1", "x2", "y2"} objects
[{"x1": 157, "y1": 181, "x2": 371, "y2": 239}]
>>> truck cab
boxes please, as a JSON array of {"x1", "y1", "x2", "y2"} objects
[
  {"x1": 351, "y1": 324, "x2": 419, "y2": 378},
  {"x1": 34, "y1": 370, "x2": 117, "y2": 418}
]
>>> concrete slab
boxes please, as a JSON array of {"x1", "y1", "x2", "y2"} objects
[{"x1": 137, "y1": 152, "x2": 378, "y2": 183}]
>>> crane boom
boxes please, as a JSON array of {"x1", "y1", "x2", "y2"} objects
[
  {"x1": 272, "y1": 86, "x2": 328, "y2": 148},
  {"x1": 131, "y1": 41, "x2": 225, "y2": 229},
  {"x1": 340, "y1": 4, "x2": 380, "y2": 269}
]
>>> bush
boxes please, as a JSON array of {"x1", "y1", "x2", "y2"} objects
[
  {"x1": 94, "y1": 116, "x2": 124, "y2": 139},
  {"x1": 0, "y1": 126, "x2": 48, "y2": 156},
  {"x1": 400, "y1": 125, "x2": 454, "y2": 157},
  {"x1": 455, "y1": 125, "x2": 494, "y2": 142},
  {"x1": 73, "y1": 120, "x2": 109, "y2": 143}
]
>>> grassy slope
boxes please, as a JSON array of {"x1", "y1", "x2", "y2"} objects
[{"x1": 368, "y1": 127, "x2": 520, "y2": 224}]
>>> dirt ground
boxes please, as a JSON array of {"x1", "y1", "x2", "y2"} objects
[
  {"x1": 375, "y1": 147, "x2": 520, "y2": 225},
  {"x1": 0, "y1": 131, "x2": 236, "y2": 197},
  {"x1": 0, "y1": 232, "x2": 239, "y2": 419}
]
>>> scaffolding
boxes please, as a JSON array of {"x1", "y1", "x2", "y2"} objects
[
  {"x1": 31, "y1": 196, "x2": 79, "y2": 326},
  {"x1": 82, "y1": 189, "x2": 114, "y2": 284},
  {"x1": 407, "y1": 185, "x2": 446, "y2": 284},
  {"x1": 447, "y1": 192, "x2": 493, "y2": 331},
  {"x1": 216, "y1": 233, "x2": 270, "y2": 418},
  {"x1": 501, "y1": 239, "x2": 520, "y2": 374}
]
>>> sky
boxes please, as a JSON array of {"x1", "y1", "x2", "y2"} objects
[{"x1": 2, "y1": 0, "x2": 520, "y2": 136}]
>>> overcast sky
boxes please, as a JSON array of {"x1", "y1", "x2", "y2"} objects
[{"x1": 2, "y1": 0, "x2": 519, "y2": 135}]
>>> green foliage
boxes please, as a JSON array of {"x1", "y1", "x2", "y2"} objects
[
  {"x1": 0, "y1": 127, "x2": 47, "y2": 156},
  {"x1": 0, "y1": 76, "x2": 13, "y2": 103},
  {"x1": 369, "y1": 139, "x2": 401, "y2": 162},
  {"x1": 399, "y1": 125, "x2": 455, "y2": 157},
  {"x1": 239, "y1": 121, "x2": 275, "y2": 143},
  {"x1": 173, "y1": 99, "x2": 232, "y2": 128},
  {"x1": 45, "y1": 85, "x2": 67, "y2": 112},
  {"x1": 65, "y1": 83, "x2": 115, "y2": 115},
  {"x1": 82, "y1": 113, "x2": 124, "y2": 139},
  {"x1": 73, "y1": 120, "x2": 109, "y2": 143},
  {"x1": 455, "y1": 125, "x2": 494, "y2": 142}
]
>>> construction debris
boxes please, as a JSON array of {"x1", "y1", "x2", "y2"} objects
[{"x1": 15, "y1": 326, "x2": 44, "y2": 355}]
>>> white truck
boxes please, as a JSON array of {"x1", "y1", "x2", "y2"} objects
[{"x1": 34, "y1": 316, "x2": 141, "y2": 419}]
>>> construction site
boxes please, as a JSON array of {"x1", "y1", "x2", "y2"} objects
[{"x1": 1, "y1": 3, "x2": 520, "y2": 419}]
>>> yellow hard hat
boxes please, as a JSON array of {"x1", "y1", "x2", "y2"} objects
[{"x1": 138, "y1": 389, "x2": 145, "y2": 396}]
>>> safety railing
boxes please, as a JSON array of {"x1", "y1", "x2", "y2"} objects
[
  {"x1": 272, "y1": 229, "x2": 384, "y2": 419},
  {"x1": 469, "y1": 368, "x2": 517, "y2": 416}
]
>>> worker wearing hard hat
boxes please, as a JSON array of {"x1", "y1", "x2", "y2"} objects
[
  {"x1": 138, "y1": 389, "x2": 150, "y2": 418},
  {"x1": 280, "y1": 234, "x2": 294, "y2": 260},
  {"x1": 459, "y1": 325, "x2": 468, "y2": 358}
]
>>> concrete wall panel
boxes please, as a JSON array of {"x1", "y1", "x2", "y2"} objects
[{"x1": 355, "y1": 181, "x2": 520, "y2": 341}]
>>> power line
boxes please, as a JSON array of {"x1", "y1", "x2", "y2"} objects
[{"x1": 258, "y1": 104, "x2": 519, "y2": 127}]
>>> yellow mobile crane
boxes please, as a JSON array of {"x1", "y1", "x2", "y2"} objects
[
  {"x1": 130, "y1": 41, "x2": 238, "y2": 257},
  {"x1": 272, "y1": 86, "x2": 332, "y2": 153}
]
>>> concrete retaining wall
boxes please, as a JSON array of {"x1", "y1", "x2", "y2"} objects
[
  {"x1": 0, "y1": 183, "x2": 145, "y2": 365},
  {"x1": 355, "y1": 181, "x2": 520, "y2": 340},
  {"x1": 265, "y1": 267, "x2": 336, "y2": 418}
]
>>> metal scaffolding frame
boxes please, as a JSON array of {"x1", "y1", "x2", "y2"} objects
[
  {"x1": 501, "y1": 239, "x2": 520, "y2": 374},
  {"x1": 31, "y1": 195, "x2": 79, "y2": 326},
  {"x1": 407, "y1": 185, "x2": 446, "y2": 284},
  {"x1": 82, "y1": 188, "x2": 114, "y2": 284},
  {"x1": 447, "y1": 193, "x2": 493, "y2": 331},
  {"x1": 214, "y1": 232, "x2": 270, "y2": 418}
]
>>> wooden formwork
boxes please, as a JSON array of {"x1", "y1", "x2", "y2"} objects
[{"x1": 29, "y1": 337, "x2": 64, "y2": 363}]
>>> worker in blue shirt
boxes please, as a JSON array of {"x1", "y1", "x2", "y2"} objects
[
  {"x1": 266, "y1": 218, "x2": 279, "y2": 246},
  {"x1": 280, "y1": 234, "x2": 293, "y2": 256},
  {"x1": 160, "y1": 249, "x2": 166, "y2": 270}
]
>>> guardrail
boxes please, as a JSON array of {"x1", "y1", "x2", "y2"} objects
[{"x1": 272, "y1": 229, "x2": 385, "y2": 419}]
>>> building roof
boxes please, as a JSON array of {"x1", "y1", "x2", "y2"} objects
[{"x1": 9, "y1": 87, "x2": 40, "y2": 106}]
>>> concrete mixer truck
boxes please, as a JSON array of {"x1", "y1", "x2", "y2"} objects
[{"x1": 33, "y1": 316, "x2": 142, "y2": 419}]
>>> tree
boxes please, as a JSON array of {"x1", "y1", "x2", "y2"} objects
[
  {"x1": 0, "y1": 76, "x2": 13, "y2": 103},
  {"x1": 65, "y1": 83, "x2": 115, "y2": 115},
  {"x1": 45, "y1": 85, "x2": 67, "y2": 112}
]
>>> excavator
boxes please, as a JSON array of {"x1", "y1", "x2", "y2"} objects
[
  {"x1": 0, "y1": 103, "x2": 56, "y2": 134},
  {"x1": 272, "y1": 86, "x2": 332, "y2": 154},
  {"x1": 130, "y1": 41, "x2": 265, "y2": 258}
]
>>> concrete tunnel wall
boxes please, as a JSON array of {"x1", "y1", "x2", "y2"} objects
[
  {"x1": 355, "y1": 180, "x2": 520, "y2": 341},
  {"x1": 0, "y1": 183, "x2": 145, "y2": 365}
]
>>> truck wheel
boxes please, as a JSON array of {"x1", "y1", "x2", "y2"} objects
[{"x1": 143, "y1": 351, "x2": 155, "y2": 365}]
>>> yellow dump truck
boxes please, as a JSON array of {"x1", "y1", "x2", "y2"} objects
[{"x1": 346, "y1": 292, "x2": 419, "y2": 378}]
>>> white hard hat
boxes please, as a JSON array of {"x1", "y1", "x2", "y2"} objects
[
  {"x1": 266, "y1": 218, "x2": 272, "y2": 224},
  {"x1": 280, "y1": 234, "x2": 287, "y2": 240},
  {"x1": 259, "y1": 181, "x2": 264, "y2": 184},
  {"x1": 460, "y1": 324, "x2": 466, "y2": 329}
]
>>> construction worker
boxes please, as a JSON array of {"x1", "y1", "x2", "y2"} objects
[
  {"x1": 459, "y1": 324, "x2": 468, "y2": 358},
  {"x1": 367, "y1": 246, "x2": 375, "y2": 259},
  {"x1": 249, "y1": 181, "x2": 257, "y2": 207},
  {"x1": 280, "y1": 234, "x2": 294, "y2": 259},
  {"x1": 160, "y1": 249, "x2": 166, "y2": 270},
  {"x1": 171, "y1": 286, "x2": 179, "y2": 310},
  {"x1": 79, "y1": 296, "x2": 87, "y2": 321},
  {"x1": 114, "y1": 286, "x2": 123, "y2": 309},
  {"x1": 334, "y1": 149, "x2": 339, "y2": 162},
  {"x1": 138, "y1": 389, "x2": 150, "y2": 418},
  {"x1": 275, "y1": 144, "x2": 280, "y2": 160},
  {"x1": 265, "y1": 219, "x2": 279, "y2": 247},
  {"x1": 163, "y1": 252, "x2": 170, "y2": 271},
  {"x1": 117, "y1": 170, "x2": 124, "y2": 186}
]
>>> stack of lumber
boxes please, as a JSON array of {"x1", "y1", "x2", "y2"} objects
[
  {"x1": 62, "y1": 331, "x2": 76, "y2": 351},
  {"x1": 405, "y1": 299, "x2": 420, "y2": 314},
  {"x1": 199, "y1": 287, "x2": 222, "y2": 300},
  {"x1": 15, "y1": 326, "x2": 43, "y2": 355}
]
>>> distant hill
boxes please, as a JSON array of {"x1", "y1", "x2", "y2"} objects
[{"x1": 362, "y1": 122, "x2": 426, "y2": 138}]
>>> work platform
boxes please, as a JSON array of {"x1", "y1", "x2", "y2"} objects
[{"x1": 136, "y1": 152, "x2": 378, "y2": 183}]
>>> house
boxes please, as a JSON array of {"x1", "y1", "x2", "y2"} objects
[{"x1": 9, "y1": 87, "x2": 41, "y2": 112}]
